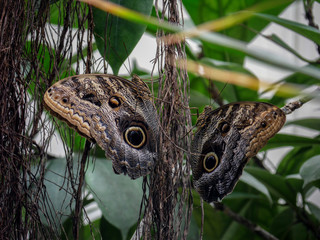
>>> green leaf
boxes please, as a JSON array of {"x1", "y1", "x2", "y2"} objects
[
  {"x1": 198, "y1": 32, "x2": 320, "y2": 80},
  {"x1": 189, "y1": 89, "x2": 211, "y2": 108},
  {"x1": 192, "y1": 190, "x2": 248, "y2": 239},
  {"x1": 85, "y1": 158, "x2": 143, "y2": 239},
  {"x1": 286, "y1": 118, "x2": 320, "y2": 131},
  {"x1": 183, "y1": 0, "x2": 291, "y2": 63},
  {"x1": 269, "y1": 208, "x2": 294, "y2": 238},
  {"x1": 48, "y1": 1, "x2": 87, "y2": 28},
  {"x1": 200, "y1": 59, "x2": 259, "y2": 102},
  {"x1": 93, "y1": 0, "x2": 153, "y2": 74},
  {"x1": 80, "y1": 218, "x2": 102, "y2": 239},
  {"x1": 220, "y1": 202, "x2": 252, "y2": 240},
  {"x1": 255, "y1": 13, "x2": 320, "y2": 45},
  {"x1": 99, "y1": 216, "x2": 123, "y2": 240},
  {"x1": 223, "y1": 192, "x2": 263, "y2": 201},
  {"x1": 285, "y1": 174, "x2": 304, "y2": 194},
  {"x1": 245, "y1": 166, "x2": 296, "y2": 205},
  {"x1": 307, "y1": 202, "x2": 320, "y2": 222},
  {"x1": 290, "y1": 223, "x2": 315, "y2": 240},
  {"x1": 280, "y1": 66, "x2": 320, "y2": 85},
  {"x1": 263, "y1": 134, "x2": 320, "y2": 151},
  {"x1": 267, "y1": 65, "x2": 320, "y2": 103},
  {"x1": 60, "y1": 217, "x2": 73, "y2": 239},
  {"x1": 240, "y1": 170, "x2": 272, "y2": 203},
  {"x1": 299, "y1": 155, "x2": 320, "y2": 187},
  {"x1": 277, "y1": 145, "x2": 320, "y2": 175},
  {"x1": 267, "y1": 34, "x2": 314, "y2": 62},
  {"x1": 38, "y1": 158, "x2": 78, "y2": 228},
  {"x1": 187, "y1": 216, "x2": 201, "y2": 240},
  {"x1": 88, "y1": 1, "x2": 320, "y2": 79}
]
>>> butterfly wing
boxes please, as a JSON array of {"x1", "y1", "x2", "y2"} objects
[
  {"x1": 191, "y1": 102, "x2": 286, "y2": 202},
  {"x1": 44, "y1": 74, "x2": 159, "y2": 179}
]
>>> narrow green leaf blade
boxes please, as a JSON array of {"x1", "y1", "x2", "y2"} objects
[
  {"x1": 197, "y1": 32, "x2": 320, "y2": 80},
  {"x1": 240, "y1": 170, "x2": 272, "y2": 203},
  {"x1": 286, "y1": 118, "x2": 320, "y2": 131},
  {"x1": 183, "y1": 0, "x2": 291, "y2": 63},
  {"x1": 245, "y1": 166, "x2": 296, "y2": 205},
  {"x1": 255, "y1": 13, "x2": 320, "y2": 45},
  {"x1": 268, "y1": 34, "x2": 313, "y2": 62},
  {"x1": 263, "y1": 134, "x2": 320, "y2": 151},
  {"x1": 277, "y1": 145, "x2": 320, "y2": 175}
]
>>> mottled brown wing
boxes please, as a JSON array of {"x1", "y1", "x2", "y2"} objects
[
  {"x1": 43, "y1": 74, "x2": 159, "y2": 179},
  {"x1": 191, "y1": 102, "x2": 286, "y2": 202}
]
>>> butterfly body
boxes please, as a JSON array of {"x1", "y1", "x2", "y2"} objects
[
  {"x1": 44, "y1": 74, "x2": 159, "y2": 179},
  {"x1": 191, "y1": 102, "x2": 286, "y2": 202}
]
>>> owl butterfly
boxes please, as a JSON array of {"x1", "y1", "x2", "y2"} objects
[
  {"x1": 191, "y1": 102, "x2": 286, "y2": 202},
  {"x1": 43, "y1": 74, "x2": 159, "y2": 179}
]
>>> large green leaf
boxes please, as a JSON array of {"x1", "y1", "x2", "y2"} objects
[
  {"x1": 93, "y1": 0, "x2": 153, "y2": 74},
  {"x1": 307, "y1": 202, "x2": 320, "y2": 222},
  {"x1": 254, "y1": 13, "x2": 320, "y2": 45},
  {"x1": 245, "y1": 167, "x2": 296, "y2": 205},
  {"x1": 299, "y1": 155, "x2": 320, "y2": 187},
  {"x1": 183, "y1": 0, "x2": 291, "y2": 63},
  {"x1": 285, "y1": 174, "x2": 304, "y2": 195},
  {"x1": 269, "y1": 208, "x2": 295, "y2": 238},
  {"x1": 85, "y1": 159, "x2": 143, "y2": 239},
  {"x1": 240, "y1": 171, "x2": 272, "y2": 203},
  {"x1": 37, "y1": 158, "x2": 78, "y2": 228}
]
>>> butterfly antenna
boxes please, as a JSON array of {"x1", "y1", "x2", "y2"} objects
[{"x1": 208, "y1": 80, "x2": 226, "y2": 107}]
